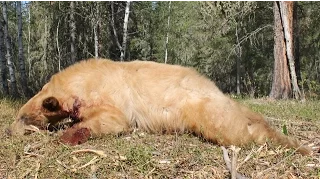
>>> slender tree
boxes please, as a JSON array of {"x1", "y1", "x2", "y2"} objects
[
  {"x1": 27, "y1": 2, "x2": 31, "y2": 77},
  {"x1": 164, "y1": 1, "x2": 171, "y2": 64},
  {"x1": 17, "y1": 1, "x2": 28, "y2": 97},
  {"x1": 93, "y1": 19, "x2": 99, "y2": 59},
  {"x1": 293, "y1": 2, "x2": 301, "y2": 82},
  {"x1": 110, "y1": 1, "x2": 122, "y2": 60},
  {"x1": 120, "y1": 1, "x2": 131, "y2": 61},
  {"x1": 2, "y1": 2, "x2": 18, "y2": 97},
  {"x1": 70, "y1": 1, "x2": 76, "y2": 63},
  {"x1": 93, "y1": 2, "x2": 100, "y2": 59},
  {"x1": 235, "y1": 25, "x2": 242, "y2": 95}
]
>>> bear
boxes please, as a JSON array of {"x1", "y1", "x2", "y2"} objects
[{"x1": 6, "y1": 58, "x2": 312, "y2": 155}]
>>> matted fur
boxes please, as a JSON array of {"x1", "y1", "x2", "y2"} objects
[{"x1": 7, "y1": 59, "x2": 311, "y2": 155}]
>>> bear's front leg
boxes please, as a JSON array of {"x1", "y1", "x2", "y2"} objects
[{"x1": 60, "y1": 104, "x2": 130, "y2": 145}]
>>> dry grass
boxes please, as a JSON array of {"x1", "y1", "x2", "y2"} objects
[{"x1": 0, "y1": 98, "x2": 319, "y2": 179}]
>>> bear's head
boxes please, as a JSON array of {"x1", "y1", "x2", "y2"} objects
[{"x1": 6, "y1": 91, "x2": 69, "y2": 136}]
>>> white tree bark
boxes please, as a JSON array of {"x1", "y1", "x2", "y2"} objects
[
  {"x1": 56, "y1": 18, "x2": 61, "y2": 71},
  {"x1": 93, "y1": 2, "x2": 100, "y2": 59},
  {"x1": 120, "y1": 1, "x2": 131, "y2": 61},
  {"x1": 164, "y1": 1, "x2": 171, "y2": 64},
  {"x1": 70, "y1": 1, "x2": 76, "y2": 63},
  {"x1": 279, "y1": 1, "x2": 301, "y2": 99},
  {"x1": 94, "y1": 24, "x2": 98, "y2": 59},
  {"x1": 3, "y1": 2, "x2": 18, "y2": 97}
]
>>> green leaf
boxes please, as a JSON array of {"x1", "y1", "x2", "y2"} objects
[{"x1": 282, "y1": 124, "x2": 288, "y2": 135}]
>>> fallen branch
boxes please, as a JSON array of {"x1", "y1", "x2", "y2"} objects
[
  {"x1": 221, "y1": 146, "x2": 247, "y2": 179},
  {"x1": 71, "y1": 156, "x2": 100, "y2": 172},
  {"x1": 71, "y1": 149, "x2": 107, "y2": 158},
  {"x1": 231, "y1": 146, "x2": 240, "y2": 179}
]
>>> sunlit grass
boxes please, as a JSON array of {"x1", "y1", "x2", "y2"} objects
[
  {"x1": 0, "y1": 98, "x2": 319, "y2": 178},
  {"x1": 239, "y1": 98, "x2": 320, "y2": 122}
]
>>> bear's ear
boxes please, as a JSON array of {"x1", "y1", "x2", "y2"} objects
[{"x1": 42, "y1": 96, "x2": 60, "y2": 112}]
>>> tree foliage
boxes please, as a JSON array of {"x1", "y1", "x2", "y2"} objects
[{"x1": 0, "y1": 1, "x2": 319, "y2": 99}]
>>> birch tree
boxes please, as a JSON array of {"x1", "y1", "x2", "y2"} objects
[
  {"x1": 93, "y1": 2, "x2": 100, "y2": 59},
  {"x1": 111, "y1": 1, "x2": 131, "y2": 61},
  {"x1": 164, "y1": 1, "x2": 171, "y2": 64},
  {"x1": 70, "y1": 1, "x2": 76, "y2": 63},
  {"x1": 93, "y1": 17, "x2": 99, "y2": 58},
  {"x1": 17, "y1": 1, "x2": 28, "y2": 97},
  {"x1": 120, "y1": 1, "x2": 131, "y2": 61},
  {"x1": 110, "y1": 1, "x2": 121, "y2": 60},
  {"x1": 2, "y1": 2, "x2": 18, "y2": 97}
]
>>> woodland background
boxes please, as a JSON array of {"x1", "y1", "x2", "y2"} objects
[{"x1": 0, "y1": 1, "x2": 320, "y2": 99}]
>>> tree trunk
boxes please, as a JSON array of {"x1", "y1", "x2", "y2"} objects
[
  {"x1": 110, "y1": 2, "x2": 122, "y2": 60},
  {"x1": 70, "y1": 1, "x2": 76, "y2": 63},
  {"x1": 27, "y1": 3, "x2": 31, "y2": 78},
  {"x1": 17, "y1": 1, "x2": 28, "y2": 97},
  {"x1": 94, "y1": 2, "x2": 99, "y2": 59},
  {"x1": 56, "y1": 18, "x2": 61, "y2": 71},
  {"x1": 43, "y1": 15, "x2": 48, "y2": 71},
  {"x1": 164, "y1": 1, "x2": 171, "y2": 64},
  {"x1": 94, "y1": 24, "x2": 98, "y2": 58},
  {"x1": 235, "y1": 25, "x2": 241, "y2": 95},
  {"x1": 120, "y1": 1, "x2": 131, "y2": 61},
  {"x1": 293, "y1": 2, "x2": 304, "y2": 99},
  {"x1": 269, "y1": 2, "x2": 291, "y2": 99},
  {"x1": 0, "y1": 13, "x2": 8, "y2": 95},
  {"x1": 279, "y1": 1, "x2": 301, "y2": 99},
  {"x1": 3, "y1": 2, "x2": 18, "y2": 97}
]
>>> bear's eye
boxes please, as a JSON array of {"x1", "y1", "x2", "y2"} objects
[{"x1": 42, "y1": 96, "x2": 60, "y2": 112}]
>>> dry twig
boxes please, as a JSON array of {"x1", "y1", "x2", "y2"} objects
[
  {"x1": 71, "y1": 156, "x2": 100, "y2": 172},
  {"x1": 71, "y1": 149, "x2": 107, "y2": 158},
  {"x1": 221, "y1": 146, "x2": 247, "y2": 179},
  {"x1": 34, "y1": 161, "x2": 41, "y2": 179}
]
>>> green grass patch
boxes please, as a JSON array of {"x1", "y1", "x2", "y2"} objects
[{"x1": 0, "y1": 98, "x2": 319, "y2": 178}]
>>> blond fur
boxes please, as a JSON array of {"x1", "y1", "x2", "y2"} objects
[{"x1": 8, "y1": 59, "x2": 311, "y2": 155}]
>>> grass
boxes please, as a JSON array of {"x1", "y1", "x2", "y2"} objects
[{"x1": 0, "y1": 98, "x2": 319, "y2": 178}]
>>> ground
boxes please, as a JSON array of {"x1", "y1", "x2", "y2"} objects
[{"x1": 0, "y1": 98, "x2": 319, "y2": 178}]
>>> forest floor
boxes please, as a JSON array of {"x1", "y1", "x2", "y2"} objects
[{"x1": 0, "y1": 98, "x2": 319, "y2": 178}]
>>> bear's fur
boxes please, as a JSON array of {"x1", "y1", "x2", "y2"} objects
[{"x1": 7, "y1": 59, "x2": 311, "y2": 155}]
